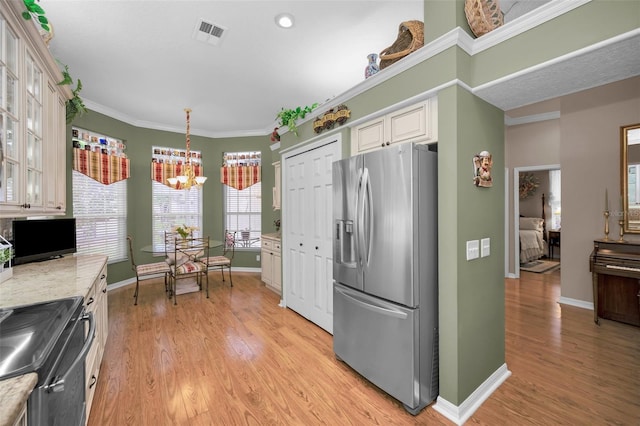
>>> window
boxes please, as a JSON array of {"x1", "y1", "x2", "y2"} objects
[
  {"x1": 151, "y1": 146, "x2": 203, "y2": 251},
  {"x1": 549, "y1": 169, "x2": 561, "y2": 230},
  {"x1": 224, "y1": 151, "x2": 261, "y2": 248},
  {"x1": 72, "y1": 127, "x2": 128, "y2": 263},
  {"x1": 73, "y1": 171, "x2": 127, "y2": 263}
]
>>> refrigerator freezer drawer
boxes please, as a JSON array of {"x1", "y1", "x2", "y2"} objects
[{"x1": 333, "y1": 283, "x2": 419, "y2": 409}]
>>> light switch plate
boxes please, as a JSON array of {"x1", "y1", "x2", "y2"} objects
[
  {"x1": 466, "y1": 240, "x2": 479, "y2": 260},
  {"x1": 481, "y1": 238, "x2": 490, "y2": 257}
]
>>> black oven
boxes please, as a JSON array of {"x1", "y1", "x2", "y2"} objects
[{"x1": 0, "y1": 296, "x2": 95, "y2": 426}]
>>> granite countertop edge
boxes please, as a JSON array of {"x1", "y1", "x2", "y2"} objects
[{"x1": 0, "y1": 373, "x2": 37, "y2": 426}]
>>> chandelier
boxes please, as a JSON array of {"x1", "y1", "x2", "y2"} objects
[{"x1": 167, "y1": 108, "x2": 207, "y2": 189}]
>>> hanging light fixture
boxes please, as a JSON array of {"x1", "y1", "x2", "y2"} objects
[{"x1": 167, "y1": 108, "x2": 207, "y2": 189}]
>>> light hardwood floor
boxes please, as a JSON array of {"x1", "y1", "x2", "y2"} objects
[{"x1": 88, "y1": 268, "x2": 640, "y2": 425}]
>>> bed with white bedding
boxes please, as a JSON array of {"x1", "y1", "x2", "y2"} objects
[
  {"x1": 519, "y1": 194, "x2": 548, "y2": 264},
  {"x1": 519, "y1": 217, "x2": 547, "y2": 264}
]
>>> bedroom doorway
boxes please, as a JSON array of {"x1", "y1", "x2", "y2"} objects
[{"x1": 512, "y1": 165, "x2": 561, "y2": 278}]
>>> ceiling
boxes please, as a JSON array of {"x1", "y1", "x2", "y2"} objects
[
  {"x1": 39, "y1": 1, "x2": 637, "y2": 139},
  {"x1": 42, "y1": 0, "x2": 426, "y2": 138}
]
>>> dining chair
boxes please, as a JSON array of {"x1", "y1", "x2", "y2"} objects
[
  {"x1": 168, "y1": 236, "x2": 210, "y2": 304},
  {"x1": 202, "y1": 230, "x2": 236, "y2": 287},
  {"x1": 127, "y1": 235, "x2": 171, "y2": 305}
]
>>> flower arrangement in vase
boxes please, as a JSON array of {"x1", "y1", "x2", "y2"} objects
[{"x1": 172, "y1": 224, "x2": 198, "y2": 239}]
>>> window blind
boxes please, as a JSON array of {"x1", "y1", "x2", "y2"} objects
[
  {"x1": 72, "y1": 170, "x2": 127, "y2": 263},
  {"x1": 151, "y1": 180, "x2": 202, "y2": 251},
  {"x1": 224, "y1": 150, "x2": 261, "y2": 248}
]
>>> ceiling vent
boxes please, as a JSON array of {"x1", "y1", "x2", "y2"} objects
[{"x1": 192, "y1": 19, "x2": 227, "y2": 46}]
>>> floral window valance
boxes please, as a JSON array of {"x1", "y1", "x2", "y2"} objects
[
  {"x1": 72, "y1": 148, "x2": 130, "y2": 185},
  {"x1": 220, "y1": 165, "x2": 261, "y2": 190},
  {"x1": 220, "y1": 151, "x2": 261, "y2": 190}
]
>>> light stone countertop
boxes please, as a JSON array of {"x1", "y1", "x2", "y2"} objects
[
  {"x1": 0, "y1": 254, "x2": 107, "y2": 308},
  {"x1": 0, "y1": 373, "x2": 37, "y2": 426},
  {"x1": 0, "y1": 254, "x2": 108, "y2": 426},
  {"x1": 262, "y1": 232, "x2": 281, "y2": 240}
]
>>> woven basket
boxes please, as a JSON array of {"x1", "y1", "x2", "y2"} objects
[
  {"x1": 379, "y1": 20, "x2": 424, "y2": 70},
  {"x1": 464, "y1": 0, "x2": 504, "y2": 37}
]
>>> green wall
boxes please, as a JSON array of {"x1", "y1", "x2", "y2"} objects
[
  {"x1": 438, "y1": 86, "x2": 505, "y2": 403},
  {"x1": 67, "y1": 110, "x2": 277, "y2": 284},
  {"x1": 62, "y1": 0, "x2": 635, "y2": 411}
]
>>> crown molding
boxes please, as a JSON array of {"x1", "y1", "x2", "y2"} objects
[{"x1": 85, "y1": 0, "x2": 597, "y2": 139}]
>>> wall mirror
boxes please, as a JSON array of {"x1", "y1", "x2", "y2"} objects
[{"x1": 621, "y1": 123, "x2": 640, "y2": 233}]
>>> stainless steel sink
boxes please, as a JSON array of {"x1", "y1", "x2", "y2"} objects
[{"x1": 0, "y1": 297, "x2": 83, "y2": 381}]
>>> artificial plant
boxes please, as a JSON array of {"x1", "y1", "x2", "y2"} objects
[
  {"x1": 57, "y1": 63, "x2": 88, "y2": 124},
  {"x1": 21, "y1": 0, "x2": 50, "y2": 32},
  {"x1": 276, "y1": 103, "x2": 319, "y2": 136}
]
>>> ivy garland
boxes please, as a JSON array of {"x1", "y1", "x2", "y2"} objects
[{"x1": 519, "y1": 173, "x2": 539, "y2": 199}]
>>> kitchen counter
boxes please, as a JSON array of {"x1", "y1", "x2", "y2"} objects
[
  {"x1": 262, "y1": 232, "x2": 281, "y2": 240},
  {"x1": 0, "y1": 254, "x2": 107, "y2": 308},
  {"x1": 0, "y1": 374, "x2": 37, "y2": 426},
  {"x1": 261, "y1": 233, "x2": 281, "y2": 295},
  {"x1": 0, "y1": 254, "x2": 107, "y2": 426}
]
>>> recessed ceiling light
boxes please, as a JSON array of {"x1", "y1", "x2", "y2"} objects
[{"x1": 275, "y1": 13, "x2": 294, "y2": 29}]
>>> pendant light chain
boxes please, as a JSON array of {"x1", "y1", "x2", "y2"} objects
[{"x1": 185, "y1": 107, "x2": 192, "y2": 166}]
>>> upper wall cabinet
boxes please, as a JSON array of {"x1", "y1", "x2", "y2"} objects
[
  {"x1": 351, "y1": 98, "x2": 438, "y2": 154},
  {"x1": 0, "y1": 1, "x2": 70, "y2": 217}
]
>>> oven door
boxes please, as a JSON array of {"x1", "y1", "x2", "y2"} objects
[{"x1": 28, "y1": 307, "x2": 95, "y2": 426}]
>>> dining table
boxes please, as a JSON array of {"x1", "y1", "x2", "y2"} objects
[
  {"x1": 140, "y1": 239, "x2": 223, "y2": 254},
  {"x1": 140, "y1": 239, "x2": 223, "y2": 295}
]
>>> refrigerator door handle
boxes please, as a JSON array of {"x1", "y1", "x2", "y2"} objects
[
  {"x1": 356, "y1": 167, "x2": 365, "y2": 267},
  {"x1": 335, "y1": 286, "x2": 408, "y2": 319},
  {"x1": 364, "y1": 167, "x2": 373, "y2": 266}
]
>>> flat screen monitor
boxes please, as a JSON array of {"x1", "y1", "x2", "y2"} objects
[{"x1": 12, "y1": 218, "x2": 77, "y2": 265}]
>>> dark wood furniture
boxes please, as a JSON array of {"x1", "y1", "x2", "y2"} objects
[
  {"x1": 589, "y1": 240, "x2": 640, "y2": 326},
  {"x1": 548, "y1": 230, "x2": 561, "y2": 259}
]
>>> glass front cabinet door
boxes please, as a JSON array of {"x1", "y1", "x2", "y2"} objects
[{"x1": 0, "y1": 4, "x2": 70, "y2": 217}]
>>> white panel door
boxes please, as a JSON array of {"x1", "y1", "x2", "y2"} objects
[
  {"x1": 285, "y1": 153, "x2": 309, "y2": 313},
  {"x1": 284, "y1": 137, "x2": 340, "y2": 334}
]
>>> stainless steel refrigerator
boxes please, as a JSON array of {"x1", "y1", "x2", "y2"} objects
[{"x1": 332, "y1": 142, "x2": 438, "y2": 415}]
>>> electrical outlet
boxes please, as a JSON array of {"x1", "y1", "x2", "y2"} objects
[{"x1": 256, "y1": 254, "x2": 260, "y2": 261}]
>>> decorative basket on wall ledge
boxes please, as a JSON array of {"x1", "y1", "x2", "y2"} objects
[
  {"x1": 379, "y1": 20, "x2": 424, "y2": 70},
  {"x1": 464, "y1": 0, "x2": 504, "y2": 38}
]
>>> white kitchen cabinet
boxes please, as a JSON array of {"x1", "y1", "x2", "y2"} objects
[
  {"x1": 272, "y1": 161, "x2": 281, "y2": 210},
  {"x1": 351, "y1": 97, "x2": 438, "y2": 154},
  {"x1": 44, "y1": 83, "x2": 66, "y2": 213},
  {"x1": 84, "y1": 264, "x2": 108, "y2": 422},
  {"x1": 261, "y1": 234, "x2": 281, "y2": 294},
  {"x1": 0, "y1": 2, "x2": 70, "y2": 217}
]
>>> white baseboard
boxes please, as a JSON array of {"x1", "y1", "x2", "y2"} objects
[
  {"x1": 433, "y1": 363, "x2": 511, "y2": 425},
  {"x1": 558, "y1": 296, "x2": 593, "y2": 311},
  {"x1": 107, "y1": 267, "x2": 261, "y2": 291}
]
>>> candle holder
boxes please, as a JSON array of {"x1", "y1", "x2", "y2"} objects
[
  {"x1": 618, "y1": 219, "x2": 625, "y2": 242},
  {"x1": 603, "y1": 210, "x2": 610, "y2": 240}
]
